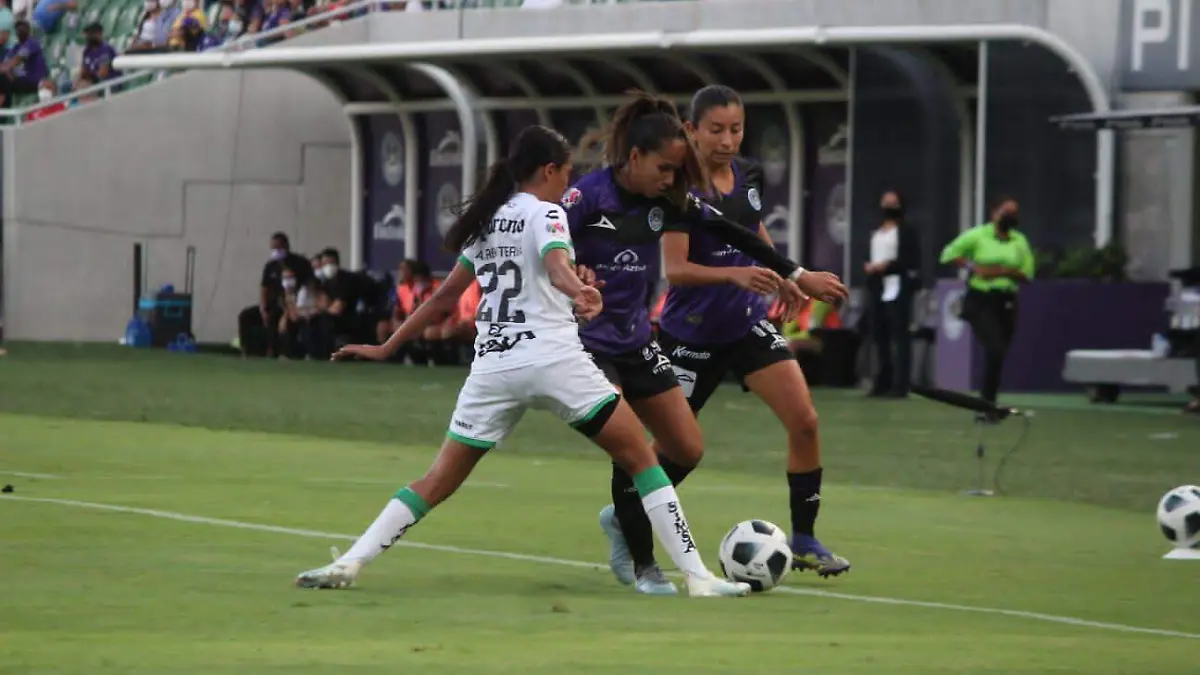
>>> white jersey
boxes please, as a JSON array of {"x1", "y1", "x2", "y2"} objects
[{"x1": 457, "y1": 192, "x2": 583, "y2": 374}]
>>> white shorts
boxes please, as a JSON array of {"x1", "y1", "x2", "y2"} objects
[{"x1": 446, "y1": 351, "x2": 619, "y2": 450}]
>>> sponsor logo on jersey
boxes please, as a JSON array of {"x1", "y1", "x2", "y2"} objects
[
  {"x1": 597, "y1": 248, "x2": 647, "y2": 273},
  {"x1": 647, "y1": 206, "x2": 665, "y2": 232},
  {"x1": 588, "y1": 215, "x2": 617, "y2": 230},
  {"x1": 453, "y1": 419, "x2": 474, "y2": 431},
  {"x1": 672, "y1": 345, "x2": 712, "y2": 361},
  {"x1": 747, "y1": 187, "x2": 762, "y2": 212},
  {"x1": 544, "y1": 209, "x2": 566, "y2": 235},
  {"x1": 485, "y1": 217, "x2": 526, "y2": 235},
  {"x1": 477, "y1": 327, "x2": 538, "y2": 357},
  {"x1": 562, "y1": 187, "x2": 582, "y2": 208}
]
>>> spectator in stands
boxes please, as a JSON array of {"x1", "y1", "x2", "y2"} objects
[
  {"x1": 864, "y1": 189, "x2": 920, "y2": 398},
  {"x1": 378, "y1": 259, "x2": 437, "y2": 361},
  {"x1": 249, "y1": 0, "x2": 290, "y2": 36},
  {"x1": 155, "y1": 0, "x2": 182, "y2": 50},
  {"x1": 208, "y1": 1, "x2": 245, "y2": 45},
  {"x1": 80, "y1": 23, "x2": 119, "y2": 82},
  {"x1": 169, "y1": 0, "x2": 206, "y2": 50},
  {"x1": 0, "y1": 1, "x2": 15, "y2": 54},
  {"x1": 307, "y1": 247, "x2": 359, "y2": 360},
  {"x1": 30, "y1": 0, "x2": 76, "y2": 34},
  {"x1": 278, "y1": 265, "x2": 318, "y2": 359},
  {"x1": 0, "y1": 21, "x2": 45, "y2": 107},
  {"x1": 127, "y1": 1, "x2": 166, "y2": 53},
  {"x1": 238, "y1": 232, "x2": 313, "y2": 358},
  {"x1": 177, "y1": 16, "x2": 210, "y2": 51},
  {"x1": 25, "y1": 77, "x2": 64, "y2": 120},
  {"x1": 69, "y1": 71, "x2": 98, "y2": 105}
]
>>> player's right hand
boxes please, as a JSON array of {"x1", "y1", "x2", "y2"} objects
[
  {"x1": 573, "y1": 286, "x2": 603, "y2": 322},
  {"x1": 795, "y1": 271, "x2": 849, "y2": 306},
  {"x1": 727, "y1": 267, "x2": 783, "y2": 295},
  {"x1": 332, "y1": 344, "x2": 387, "y2": 362}
]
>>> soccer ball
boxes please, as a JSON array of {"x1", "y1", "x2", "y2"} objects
[
  {"x1": 718, "y1": 519, "x2": 793, "y2": 592},
  {"x1": 1156, "y1": 485, "x2": 1200, "y2": 549}
]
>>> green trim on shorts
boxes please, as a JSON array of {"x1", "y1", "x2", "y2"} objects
[
  {"x1": 540, "y1": 241, "x2": 571, "y2": 259},
  {"x1": 446, "y1": 430, "x2": 496, "y2": 450},
  {"x1": 457, "y1": 254, "x2": 475, "y2": 272},
  {"x1": 569, "y1": 393, "x2": 618, "y2": 428}
]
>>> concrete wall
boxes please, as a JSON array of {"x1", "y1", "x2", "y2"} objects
[{"x1": 1, "y1": 25, "x2": 362, "y2": 343}]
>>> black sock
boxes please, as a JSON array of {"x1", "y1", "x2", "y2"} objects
[
  {"x1": 611, "y1": 463, "x2": 656, "y2": 569},
  {"x1": 787, "y1": 468, "x2": 823, "y2": 537},
  {"x1": 658, "y1": 454, "x2": 694, "y2": 487}
]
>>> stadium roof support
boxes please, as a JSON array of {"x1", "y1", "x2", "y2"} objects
[{"x1": 115, "y1": 24, "x2": 1115, "y2": 267}]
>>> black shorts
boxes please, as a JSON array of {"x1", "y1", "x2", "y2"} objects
[
  {"x1": 589, "y1": 340, "x2": 680, "y2": 401},
  {"x1": 657, "y1": 319, "x2": 794, "y2": 413}
]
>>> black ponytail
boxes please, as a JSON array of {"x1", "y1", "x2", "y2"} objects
[
  {"x1": 582, "y1": 90, "x2": 710, "y2": 207},
  {"x1": 444, "y1": 125, "x2": 571, "y2": 253}
]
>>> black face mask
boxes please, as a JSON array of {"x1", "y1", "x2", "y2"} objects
[
  {"x1": 86, "y1": 36, "x2": 101, "y2": 47},
  {"x1": 881, "y1": 206, "x2": 903, "y2": 221},
  {"x1": 997, "y1": 214, "x2": 1019, "y2": 232}
]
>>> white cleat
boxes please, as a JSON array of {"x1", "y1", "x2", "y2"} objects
[
  {"x1": 685, "y1": 573, "x2": 752, "y2": 598},
  {"x1": 598, "y1": 504, "x2": 635, "y2": 586},
  {"x1": 295, "y1": 546, "x2": 363, "y2": 589}
]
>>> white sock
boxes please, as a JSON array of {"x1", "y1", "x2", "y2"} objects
[
  {"x1": 338, "y1": 499, "x2": 419, "y2": 565},
  {"x1": 641, "y1": 485, "x2": 711, "y2": 579}
]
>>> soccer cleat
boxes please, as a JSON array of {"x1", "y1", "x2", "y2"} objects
[
  {"x1": 685, "y1": 572, "x2": 752, "y2": 598},
  {"x1": 791, "y1": 534, "x2": 851, "y2": 578},
  {"x1": 295, "y1": 546, "x2": 363, "y2": 589},
  {"x1": 598, "y1": 504, "x2": 635, "y2": 586},
  {"x1": 633, "y1": 564, "x2": 678, "y2": 596}
]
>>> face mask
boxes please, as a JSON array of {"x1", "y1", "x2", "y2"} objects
[
  {"x1": 227, "y1": 18, "x2": 243, "y2": 35},
  {"x1": 270, "y1": 248, "x2": 285, "y2": 261},
  {"x1": 313, "y1": 267, "x2": 325, "y2": 281},
  {"x1": 881, "y1": 206, "x2": 903, "y2": 221},
  {"x1": 37, "y1": 88, "x2": 54, "y2": 102},
  {"x1": 182, "y1": 0, "x2": 196, "y2": 9},
  {"x1": 282, "y1": 278, "x2": 296, "y2": 291},
  {"x1": 997, "y1": 214, "x2": 1019, "y2": 232},
  {"x1": 159, "y1": 0, "x2": 176, "y2": 7},
  {"x1": 322, "y1": 263, "x2": 338, "y2": 279}
]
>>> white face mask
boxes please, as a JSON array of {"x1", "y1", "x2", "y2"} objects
[
  {"x1": 226, "y1": 18, "x2": 243, "y2": 35},
  {"x1": 37, "y1": 88, "x2": 54, "y2": 102},
  {"x1": 322, "y1": 263, "x2": 339, "y2": 279},
  {"x1": 270, "y1": 248, "x2": 286, "y2": 261},
  {"x1": 312, "y1": 266, "x2": 325, "y2": 280},
  {"x1": 282, "y1": 278, "x2": 296, "y2": 291}
]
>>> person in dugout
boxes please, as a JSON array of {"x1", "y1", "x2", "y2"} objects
[{"x1": 939, "y1": 197, "x2": 1035, "y2": 407}]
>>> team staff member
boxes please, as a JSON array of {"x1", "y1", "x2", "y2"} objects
[{"x1": 939, "y1": 198, "x2": 1035, "y2": 405}]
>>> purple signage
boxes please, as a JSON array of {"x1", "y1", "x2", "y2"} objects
[
  {"x1": 418, "y1": 113, "x2": 464, "y2": 273},
  {"x1": 362, "y1": 115, "x2": 408, "y2": 274},
  {"x1": 804, "y1": 103, "x2": 849, "y2": 277}
]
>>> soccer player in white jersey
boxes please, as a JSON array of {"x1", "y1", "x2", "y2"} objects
[{"x1": 294, "y1": 125, "x2": 751, "y2": 598}]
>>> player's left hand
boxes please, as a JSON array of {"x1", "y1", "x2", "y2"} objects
[
  {"x1": 573, "y1": 286, "x2": 603, "y2": 322},
  {"x1": 575, "y1": 265, "x2": 605, "y2": 288},
  {"x1": 776, "y1": 280, "x2": 809, "y2": 323},
  {"x1": 795, "y1": 270, "x2": 848, "y2": 306}
]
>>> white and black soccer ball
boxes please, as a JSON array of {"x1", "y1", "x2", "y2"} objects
[
  {"x1": 1157, "y1": 485, "x2": 1200, "y2": 549},
  {"x1": 718, "y1": 519, "x2": 793, "y2": 592}
]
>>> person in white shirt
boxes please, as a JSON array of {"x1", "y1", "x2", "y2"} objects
[
  {"x1": 293, "y1": 125, "x2": 751, "y2": 599},
  {"x1": 863, "y1": 189, "x2": 921, "y2": 398}
]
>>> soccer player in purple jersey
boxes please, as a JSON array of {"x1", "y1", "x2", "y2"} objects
[
  {"x1": 661, "y1": 85, "x2": 851, "y2": 577},
  {"x1": 562, "y1": 92, "x2": 847, "y2": 594}
]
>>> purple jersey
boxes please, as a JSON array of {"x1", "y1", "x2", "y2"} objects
[
  {"x1": 82, "y1": 43, "x2": 119, "y2": 80},
  {"x1": 660, "y1": 157, "x2": 769, "y2": 345},
  {"x1": 12, "y1": 38, "x2": 47, "y2": 86},
  {"x1": 563, "y1": 168, "x2": 677, "y2": 355}
]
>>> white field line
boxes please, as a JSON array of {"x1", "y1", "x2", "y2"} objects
[
  {"x1": 4, "y1": 494, "x2": 1198, "y2": 641},
  {"x1": 0, "y1": 471, "x2": 61, "y2": 479}
]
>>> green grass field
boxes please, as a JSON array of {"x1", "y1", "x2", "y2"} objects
[{"x1": 2, "y1": 343, "x2": 1198, "y2": 674}]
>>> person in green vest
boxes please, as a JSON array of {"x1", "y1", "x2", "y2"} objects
[{"x1": 939, "y1": 197, "x2": 1036, "y2": 405}]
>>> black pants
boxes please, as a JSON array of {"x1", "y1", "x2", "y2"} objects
[
  {"x1": 306, "y1": 312, "x2": 358, "y2": 360},
  {"x1": 0, "y1": 77, "x2": 37, "y2": 105},
  {"x1": 238, "y1": 306, "x2": 282, "y2": 357},
  {"x1": 962, "y1": 289, "x2": 1018, "y2": 404},
  {"x1": 868, "y1": 294, "x2": 913, "y2": 396}
]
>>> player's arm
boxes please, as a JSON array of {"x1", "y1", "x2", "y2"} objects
[
  {"x1": 1000, "y1": 235, "x2": 1036, "y2": 283},
  {"x1": 685, "y1": 198, "x2": 801, "y2": 280},
  {"x1": 661, "y1": 229, "x2": 779, "y2": 294},
  {"x1": 334, "y1": 262, "x2": 474, "y2": 362},
  {"x1": 939, "y1": 227, "x2": 979, "y2": 268},
  {"x1": 538, "y1": 203, "x2": 603, "y2": 320}
]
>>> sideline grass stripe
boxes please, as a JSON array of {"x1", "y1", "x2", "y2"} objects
[{"x1": 6, "y1": 494, "x2": 1198, "y2": 641}]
